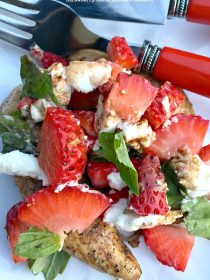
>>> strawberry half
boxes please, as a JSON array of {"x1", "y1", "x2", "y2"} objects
[
  {"x1": 129, "y1": 190, "x2": 169, "y2": 215},
  {"x1": 143, "y1": 225, "x2": 195, "y2": 272},
  {"x1": 104, "y1": 72, "x2": 157, "y2": 123},
  {"x1": 198, "y1": 144, "x2": 210, "y2": 165},
  {"x1": 38, "y1": 107, "x2": 87, "y2": 186},
  {"x1": 87, "y1": 161, "x2": 117, "y2": 189},
  {"x1": 18, "y1": 185, "x2": 110, "y2": 235},
  {"x1": 144, "y1": 81, "x2": 185, "y2": 129},
  {"x1": 31, "y1": 45, "x2": 69, "y2": 68},
  {"x1": 146, "y1": 113, "x2": 209, "y2": 160},
  {"x1": 132, "y1": 153, "x2": 166, "y2": 191},
  {"x1": 107, "y1": 36, "x2": 138, "y2": 69},
  {"x1": 5, "y1": 202, "x2": 28, "y2": 263}
]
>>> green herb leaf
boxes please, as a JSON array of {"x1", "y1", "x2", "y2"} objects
[
  {"x1": 20, "y1": 56, "x2": 59, "y2": 105},
  {"x1": 182, "y1": 197, "x2": 210, "y2": 239},
  {"x1": 15, "y1": 227, "x2": 61, "y2": 259},
  {"x1": 43, "y1": 250, "x2": 70, "y2": 280},
  {"x1": 99, "y1": 131, "x2": 139, "y2": 195},
  {"x1": 28, "y1": 250, "x2": 70, "y2": 280},
  {"x1": 28, "y1": 256, "x2": 48, "y2": 275},
  {"x1": 162, "y1": 163, "x2": 185, "y2": 209},
  {"x1": 0, "y1": 114, "x2": 37, "y2": 154}
]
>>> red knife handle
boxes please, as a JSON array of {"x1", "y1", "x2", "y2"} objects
[
  {"x1": 153, "y1": 47, "x2": 210, "y2": 98},
  {"x1": 138, "y1": 42, "x2": 210, "y2": 98},
  {"x1": 186, "y1": 0, "x2": 210, "y2": 25}
]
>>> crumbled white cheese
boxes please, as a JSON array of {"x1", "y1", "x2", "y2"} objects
[
  {"x1": 0, "y1": 150, "x2": 48, "y2": 185},
  {"x1": 171, "y1": 153, "x2": 210, "y2": 198},
  {"x1": 107, "y1": 172, "x2": 127, "y2": 191},
  {"x1": 92, "y1": 140, "x2": 100, "y2": 151},
  {"x1": 118, "y1": 118, "x2": 155, "y2": 149},
  {"x1": 65, "y1": 59, "x2": 112, "y2": 93},
  {"x1": 162, "y1": 96, "x2": 170, "y2": 117},
  {"x1": 104, "y1": 199, "x2": 182, "y2": 231},
  {"x1": 30, "y1": 98, "x2": 56, "y2": 123},
  {"x1": 51, "y1": 63, "x2": 72, "y2": 105}
]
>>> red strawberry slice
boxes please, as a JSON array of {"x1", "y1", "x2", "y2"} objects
[
  {"x1": 86, "y1": 135, "x2": 97, "y2": 153},
  {"x1": 146, "y1": 113, "x2": 209, "y2": 160},
  {"x1": 107, "y1": 36, "x2": 138, "y2": 69},
  {"x1": 132, "y1": 153, "x2": 166, "y2": 191},
  {"x1": 5, "y1": 202, "x2": 28, "y2": 263},
  {"x1": 87, "y1": 161, "x2": 117, "y2": 189},
  {"x1": 198, "y1": 144, "x2": 210, "y2": 165},
  {"x1": 17, "y1": 97, "x2": 34, "y2": 109},
  {"x1": 144, "y1": 81, "x2": 185, "y2": 129},
  {"x1": 107, "y1": 187, "x2": 129, "y2": 204},
  {"x1": 104, "y1": 72, "x2": 157, "y2": 123},
  {"x1": 143, "y1": 225, "x2": 195, "y2": 271},
  {"x1": 99, "y1": 62, "x2": 122, "y2": 95},
  {"x1": 69, "y1": 89, "x2": 101, "y2": 110},
  {"x1": 129, "y1": 190, "x2": 169, "y2": 215},
  {"x1": 31, "y1": 45, "x2": 69, "y2": 68},
  {"x1": 18, "y1": 185, "x2": 110, "y2": 235},
  {"x1": 38, "y1": 107, "x2": 87, "y2": 186},
  {"x1": 72, "y1": 111, "x2": 97, "y2": 137}
]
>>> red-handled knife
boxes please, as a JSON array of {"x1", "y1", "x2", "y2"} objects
[{"x1": 137, "y1": 40, "x2": 210, "y2": 98}]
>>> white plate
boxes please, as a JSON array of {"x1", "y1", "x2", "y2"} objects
[{"x1": 0, "y1": 6, "x2": 210, "y2": 280}]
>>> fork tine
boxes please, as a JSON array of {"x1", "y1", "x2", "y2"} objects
[
  {"x1": 0, "y1": 29, "x2": 32, "y2": 50},
  {"x1": 0, "y1": 19, "x2": 34, "y2": 33},
  {"x1": 0, "y1": 0, "x2": 40, "y2": 10},
  {"x1": 0, "y1": 6, "x2": 38, "y2": 21}
]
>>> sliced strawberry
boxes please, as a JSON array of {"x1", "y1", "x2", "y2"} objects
[
  {"x1": 144, "y1": 81, "x2": 185, "y2": 129},
  {"x1": 107, "y1": 187, "x2": 129, "y2": 204},
  {"x1": 5, "y1": 202, "x2": 28, "y2": 263},
  {"x1": 18, "y1": 185, "x2": 110, "y2": 234},
  {"x1": 129, "y1": 190, "x2": 169, "y2": 215},
  {"x1": 143, "y1": 225, "x2": 195, "y2": 271},
  {"x1": 87, "y1": 161, "x2": 117, "y2": 189},
  {"x1": 104, "y1": 73, "x2": 157, "y2": 123},
  {"x1": 38, "y1": 107, "x2": 87, "y2": 186},
  {"x1": 132, "y1": 153, "x2": 166, "y2": 191},
  {"x1": 146, "y1": 113, "x2": 209, "y2": 160},
  {"x1": 198, "y1": 144, "x2": 210, "y2": 165},
  {"x1": 107, "y1": 36, "x2": 138, "y2": 69},
  {"x1": 31, "y1": 45, "x2": 69, "y2": 68},
  {"x1": 72, "y1": 111, "x2": 97, "y2": 137},
  {"x1": 99, "y1": 62, "x2": 122, "y2": 95},
  {"x1": 17, "y1": 97, "x2": 34, "y2": 109},
  {"x1": 69, "y1": 89, "x2": 101, "y2": 110},
  {"x1": 86, "y1": 135, "x2": 97, "y2": 153}
]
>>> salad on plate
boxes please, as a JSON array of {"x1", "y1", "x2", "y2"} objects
[{"x1": 1, "y1": 36, "x2": 210, "y2": 280}]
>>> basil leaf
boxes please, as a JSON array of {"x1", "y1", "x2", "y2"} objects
[
  {"x1": 182, "y1": 197, "x2": 210, "y2": 239},
  {"x1": 28, "y1": 250, "x2": 70, "y2": 280},
  {"x1": 15, "y1": 227, "x2": 61, "y2": 259},
  {"x1": 0, "y1": 115, "x2": 37, "y2": 154},
  {"x1": 162, "y1": 162, "x2": 185, "y2": 209},
  {"x1": 28, "y1": 256, "x2": 48, "y2": 275},
  {"x1": 99, "y1": 131, "x2": 139, "y2": 195},
  {"x1": 20, "y1": 56, "x2": 59, "y2": 105},
  {"x1": 43, "y1": 250, "x2": 70, "y2": 280}
]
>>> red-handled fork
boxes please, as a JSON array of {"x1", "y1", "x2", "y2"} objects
[{"x1": 0, "y1": 0, "x2": 210, "y2": 98}]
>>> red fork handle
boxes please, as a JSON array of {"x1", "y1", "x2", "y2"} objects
[{"x1": 152, "y1": 47, "x2": 210, "y2": 98}]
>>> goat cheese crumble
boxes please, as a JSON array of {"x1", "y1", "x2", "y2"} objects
[{"x1": 0, "y1": 150, "x2": 48, "y2": 185}]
